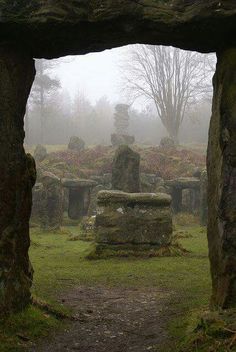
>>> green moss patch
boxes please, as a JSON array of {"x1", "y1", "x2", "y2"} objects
[
  {"x1": 86, "y1": 242, "x2": 188, "y2": 259},
  {"x1": 0, "y1": 306, "x2": 61, "y2": 352},
  {"x1": 178, "y1": 310, "x2": 236, "y2": 352}
]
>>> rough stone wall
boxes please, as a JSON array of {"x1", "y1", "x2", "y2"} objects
[
  {"x1": 0, "y1": 1, "x2": 235, "y2": 57},
  {"x1": 0, "y1": 47, "x2": 36, "y2": 315},
  {"x1": 207, "y1": 48, "x2": 236, "y2": 308},
  {"x1": 200, "y1": 170, "x2": 208, "y2": 226}
]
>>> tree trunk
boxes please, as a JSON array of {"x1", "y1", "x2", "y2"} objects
[
  {"x1": 0, "y1": 46, "x2": 36, "y2": 316},
  {"x1": 207, "y1": 48, "x2": 236, "y2": 309}
]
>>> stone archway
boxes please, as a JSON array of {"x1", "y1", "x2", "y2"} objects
[{"x1": 0, "y1": 0, "x2": 236, "y2": 315}]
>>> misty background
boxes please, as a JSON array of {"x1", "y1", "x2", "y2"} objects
[{"x1": 25, "y1": 45, "x2": 215, "y2": 146}]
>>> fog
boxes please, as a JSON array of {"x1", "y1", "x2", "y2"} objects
[{"x1": 26, "y1": 45, "x2": 215, "y2": 146}]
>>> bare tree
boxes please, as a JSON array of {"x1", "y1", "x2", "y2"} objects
[
  {"x1": 29, "y1": 59, "x2": 60, "y2": 143},
  {"x1": 121, "y1": 45, "x2": 215, "y2": 143}
]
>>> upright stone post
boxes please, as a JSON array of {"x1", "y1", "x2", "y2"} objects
[
  {"x1": 207, "y1": 48, "x2": 236, "y2": 308},
  {"x1": 0, "y1": 47, "x2": 36, "y2": 315},
  {"x1": 40, "y1": 172, "x2": 63, "y2": 231},
  {"x1": 171, "y1": 188, "x2": 182, "y2": 213},
  {"x1": 112, "y1": 145, "x2": 141, "y2": 193},
  {"x1": 200, "y1": 170, "x2": 208, "y2": 226}
]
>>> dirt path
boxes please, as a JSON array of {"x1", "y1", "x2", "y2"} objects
[{"x1": 30, "y1": 286, "x2": 176, "y2": 352}]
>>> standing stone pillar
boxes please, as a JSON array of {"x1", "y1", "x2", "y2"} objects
[
  {"x1": 207, "y1": 48, "x2": 236, "y2": 308},
  {"x1": 200, "y1": 170, "x2": 208, "y2": 226},
  {"x1": 112, "y1": 145, "x2": 141, "y2": 193},
  {"x1": 0, "y1": 47, "x2": 36, "y2": 315},
  {"x1": 171, "y1": 188, "x2": 182, "y2": 213},
  {"x1": 40, "y1": 172, "x2": 63, "y2": 231},
  {"x1": 68, "y1": 188, "x2": 88, "y2": 219}
]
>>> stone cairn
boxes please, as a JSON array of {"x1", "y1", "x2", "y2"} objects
[
  {"x1": 111, "y1": 104, "x2": 135, "y2": 146},
  {"x1": 89, "y1": 146, "x2": 173, "y2": 258}
]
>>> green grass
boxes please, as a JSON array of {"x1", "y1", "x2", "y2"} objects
[
  {"x1": 0, "y1": 307, "x2": 61, "y2": 352},
  {"x1": 0, "y1": 224, "x2": 211, "y2": 351},
  {"x1": 30, "y1": 225, "x2": 210, "y2": 300}
]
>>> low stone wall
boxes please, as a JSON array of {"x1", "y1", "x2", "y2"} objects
[{"x1": 91, "y1": 190, "x2": 173, "y2": 258}]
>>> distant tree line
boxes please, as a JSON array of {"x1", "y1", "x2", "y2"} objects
[{"x1": 25, "y1": 56, "x2": 213, "y2": 147}]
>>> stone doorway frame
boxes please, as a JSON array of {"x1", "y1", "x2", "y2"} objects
[{"x1": 0, "y1": 2, "x2": 235, "y2": 315}]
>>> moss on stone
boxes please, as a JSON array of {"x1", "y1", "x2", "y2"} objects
[
  {"x1": 97, "y1": 190, "x2": 171, "y2": 206},
  {"x1": 86, "y1": 241, "x2": 188, "y2": 259}
]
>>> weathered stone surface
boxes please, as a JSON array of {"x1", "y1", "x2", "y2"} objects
[
  {"x1": 114, "y1": 104, "x2": 130, "y2": 135},
  {"x1": 207, "y1": 48, "x2": 236, "y2": 309},
  {"x1": 62, "y1": 178, "x2": 97, "y2": 220},
  {"x1": 0, "y1": 0, "x2": 236, "y2": 316},
  {"x1": 88, "y1": 184, "x2": 105, "y2": 216},
  {"x1": 0, "y1": 1, "x2": 236, "y2": 58},
  {"x1": 80, "y1": 216, "x2": 96, "y2": 241},
  {"x1": 90, "y1": 174, "x2": 112, "y2": 189},
  {"x1": 95, "y1": 190, "x2": 172, "y2": 245},
  {"x1": 31, "y1": 182, "x2": 43, "y2": 224},
  {"x1": 62, "y1": 178, "x2": 97, "y2": 188},
  {"x1": 111, "y1": 104, "x2": 134, "y2": 146},
  {"x1": 200, "y1": 169, "x2": 208, "y2": 226},
  {"x1": 40, "y1": 172, "x2": 63, "y2": 230},
  {"x1": 0, "y1": 48, "x2": 36, "y2": 315},
  {"x1": 98, "y1": 190, "x2": 171, "y2": 206},
  {"x1": 141, "y1": 174, "x2": 164, "y2": 193},
  {"x1": 112, "y1": 145, "x2": 141, "y2": 193},
  {"x1": 33, "y1": 144, "x2": 47, "y2": 162},
  {"x1": 166, "y1": 177, "x2": 200, "y2": 213},
  {"x1": 159, "y1": 137, "x2": 175, "y2": 149},
  {"x1": 166, "y1": 177, "x2": 200, "y2": 190},
  {"x1": 111, "y1": 134, "x2": 135, "y2": 147},
  {"x1": 68, "y1": 136, "x2": 85, "y2": 152}
]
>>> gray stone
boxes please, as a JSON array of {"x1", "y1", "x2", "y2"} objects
[
  {"x1": 62, "y1": 178, "x2": 97, "y2": 220},
  {"x1": 159, "y1": 137, "x2": 175, "y2": 149},
  {"x1": 95, "y1": 190, "x2": 172, "y2": 246},
  {"x1": 112, "y1": 145, "x2": 141, "y2": 193},
  {"x1": 166, "y1": 177, "x2": 200, "y2": 213},
  {"x1": 111, "y1": 134, "x2": 135, "y2": 147},
  {"x1": 111, "y1": 104, "x2": 134, "y2": 146},
  {"x1": 68, "y1": 136, "x2": 85, "y2": 152},
  {"x1": 1, "y1": 0, "x2": 236, "y2": 316},
  {"x1": 200, "y1": 170, "x2": 208, "y2": 226},
  {"x1": 40, "y1": 172, "x2": 63, "y2": 230},
  {"x1": 31, "y1": 182, "x2": 43, "y2": 224},
  {"x1": 88, "y1": 185, "x2": 105, "y2": 216},
  {"x1": 33, "y1": 144, "x2": 47, "y2": 162}
]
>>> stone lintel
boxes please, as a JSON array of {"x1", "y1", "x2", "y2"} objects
[
  {"x1": 165, "y1": 177, "x2": 200, "y2": 190},
  {"x1": 97, "y1": 190, "x2": 171, "y2": 206},
  {"x1": 62, "y1": 178, "x2": 97, "y2": 189}
]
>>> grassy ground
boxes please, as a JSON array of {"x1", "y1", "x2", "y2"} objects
[{"x1": 0, "y1": 223, "x2": 211, "y2": 351}]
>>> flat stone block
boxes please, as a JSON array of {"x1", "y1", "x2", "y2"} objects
[{"x1": 95, "y1": 191, "x2": 172, "y2": 246}]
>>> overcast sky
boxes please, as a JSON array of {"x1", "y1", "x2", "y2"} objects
[{"x1": 53, "y1": 45, "x2": 128, "y2": 106}]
